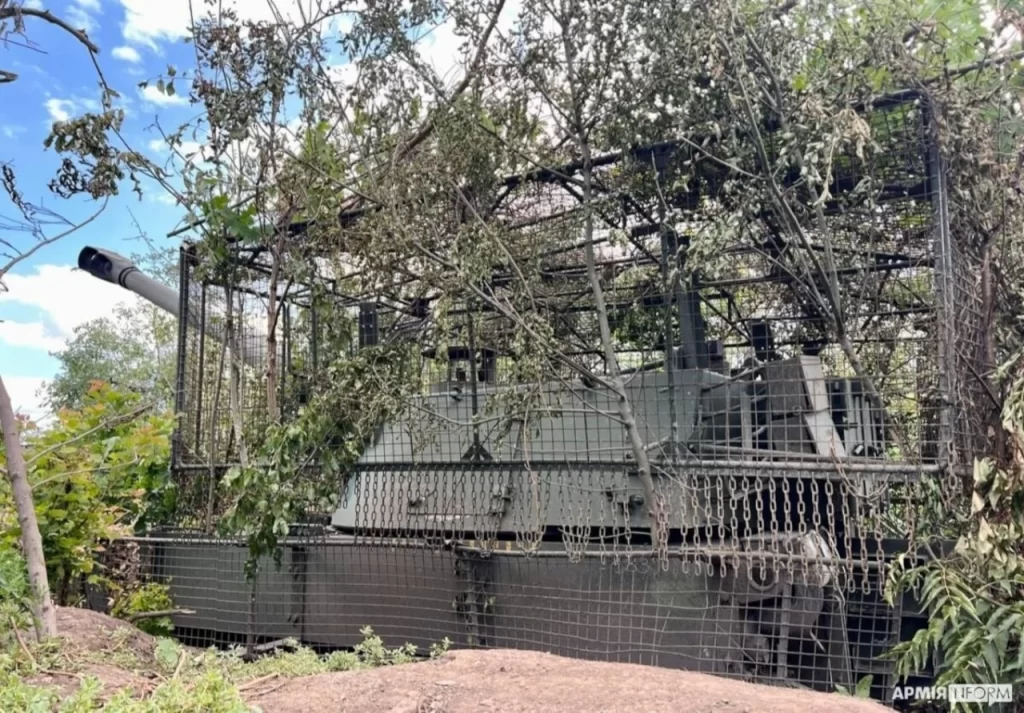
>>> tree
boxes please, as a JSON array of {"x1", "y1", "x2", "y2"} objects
[
  {"x1": 47, "y1": 299, "x2": 177, "y2": 412},
  {"x1": 0, "y1": 375, "x2": 55, "y2": 637},
  {"x1": 0, "y1": 2, "x2": 156, "y2": 639}
]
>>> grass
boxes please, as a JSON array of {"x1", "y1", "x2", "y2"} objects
[{"x1": 1, "y1": 621, "x2": 451, "y2": 712}]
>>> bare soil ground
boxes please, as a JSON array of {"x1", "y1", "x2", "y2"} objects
[
  {"x1": 39, "y1": 608, "x2": 894, "y2": 713},
  {"x1": 25, "y1": 608, "x2": 161, "y2": 701},
  {"x1": 249, "y1": 648, "x2": 895, "y2": 713}
]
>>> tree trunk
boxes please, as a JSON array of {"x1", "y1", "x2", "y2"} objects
[
  {"x1": 0, "y1": 374, "x2": 58, "y2": 640},
  {"x1": 266, "y1": 251, "x2": 280, "y2": 424},
  {"x1": 225, "y1": 287, "x2": 250, "y2": 470},
  {"x1": 557, "y1": 16, "x2": 669, "y2": 558},
  {"x1": 577, "y1": 143, "x2": 669, "y2": 558}
]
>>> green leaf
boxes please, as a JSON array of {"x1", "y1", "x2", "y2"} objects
[
  {"x1": 155, "y1": 638, "x2": 182, "y2": 672},
  {"x1": 855, "y1": 674, "x2": 873, "y2": 699},
  {"x1": 982, "y1": 641, "x2": 1001, "y2": 677}
]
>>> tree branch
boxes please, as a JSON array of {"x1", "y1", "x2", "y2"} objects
[
  {"x1": 0, "y1": 7, "x2": 100, "y2": 54},
  {"x1": 127, "y1": 608, "x2": 195, "y2": 623},
  {"x1": 0, "y1": 198, "x2": 108, "y2": 283},
  {"x1": 392, "y1": 0, "x2": 507, "y2": 163},
  {"x1": 24, "y1": 400, "x2": 153, "y2": 469}
]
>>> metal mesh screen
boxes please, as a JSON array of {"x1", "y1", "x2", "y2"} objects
[
  {"x1": 123, "y1": 536, "x2": 927, "y2": 703},
  {"x1": 127, "y1": 91, "x2": 981, "y2": 703}
]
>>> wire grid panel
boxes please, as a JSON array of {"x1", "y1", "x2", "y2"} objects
[
  {"x1": 150, "y1": 91, "x2": 980, "y2": 701},
  {"x1": 127, "y1": 537, "x2": 915, "y2": 703}
]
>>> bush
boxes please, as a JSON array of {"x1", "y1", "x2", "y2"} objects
[
  {"x1": 885, "y1": 458, "x2": 1024, "y2": 711},
  {"x1": 110, "y1": 583, "x2": 175, "y2": 637},
  {"x1": 0, "y1": 384, "x2": 174, "y2": 606},
  {"x1": 0, "y1": 549, "x2": 31, "y2": 630}
]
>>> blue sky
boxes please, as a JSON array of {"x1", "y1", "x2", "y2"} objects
[
  {"x1": 0, "y1": 0, "x2": 210, "y2": 419},
  {"x1": 0, "y1": 0, "x2": 478, "y2": 419}
]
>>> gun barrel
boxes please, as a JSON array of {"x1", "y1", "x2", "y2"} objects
[
  {"x1": 78, "y1": 246, "x2": 262, "y2": 368},
  {"x1": 78, "y1": 247, "x2": 180, "y2": 318}
]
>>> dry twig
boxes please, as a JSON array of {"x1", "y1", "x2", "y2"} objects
[
  {"x1": 127, "y1": 608, "x2": 196, "y2": 623},
  {"x1": 10, "y1": 615, "x2": 37, "y2": 668}
]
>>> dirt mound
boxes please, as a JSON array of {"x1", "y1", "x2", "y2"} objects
[
  {"x1": 27, "y1": 609, "x2": 894, "y2": 712},
  {"x1": 54, "y1": 606, "x2": 161, "y2": 666},
  {"x1": 25, "y1": 607, "x2": 160, "y2": 701},
  {"x1": 248, "y1": 649, "x2": 894, "y2": 713}
]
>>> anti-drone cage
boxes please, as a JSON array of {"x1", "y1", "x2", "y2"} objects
[{"x1": 143, "y1": 89, "x2": 984, "y2": 704}]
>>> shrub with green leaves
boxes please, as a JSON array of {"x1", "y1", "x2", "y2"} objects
[
  {"x1": 885, "y1": 459, "x2": 1024, "y2": 712},
  {"x1": 0, "y1": 672, "x2": 58, "y2": 713},
  {"x1": 0, "y1": 383, "x2": 174, "y2": 606},
  {"x1": 0, "y1": 548, "x2": 32, "y2": 630},
  {"x1": 111, "y1": 583, "x2": 175, "y2": 637},
  {"x1": 885, "y1": 373, "x2": 1024, "y2": 712}
]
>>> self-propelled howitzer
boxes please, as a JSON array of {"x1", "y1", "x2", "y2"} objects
[{"x1": 78, "y1": 240, "x2": 889, "y2": 693}]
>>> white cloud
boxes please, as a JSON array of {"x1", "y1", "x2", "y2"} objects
[
  {"x1": 0, "y1": 320, "x2": 66, "y2": 352},
  {"x1": 66, "y1": 4, "x2": 99, "y2": 35},
  {"x1": 43, "y1": 95, "x2": 103, "y2": 123},
  {"x1": 148, "y1": 137, "x2": 206, "y2": 161},
  {"x1": 3, "y1": 376, "x2": 48, "y2": 421},
  {"x1": 119, "y1": 0, "x2": 312, "y2": 48},
  {"x1": 0, "y1": 125, "x2": 25, "y2": 139},
  {"x1": 326, "y1": 62, "x2": 358, "y2": 87},
  {"x1": 76, "y1": 0, "x2": 102, "y2": 10},
  {"x1": 416, "y1": 19, "x2": 464, "y2": 85},
  {"x1": 151, "y1": 192, "x2": 178, "y2": 206},
  {"x1": 0, "y1": 264, "x2": 149, "y2": 419},
  {"x1": 112, "y1": 46, "x2": 142, "y2": 63},
  {"x1": 415, "y1": 2, "x2": 522, "y2": 87},
  {"x1": 22, "y1": 0, "x2": 44, "y2": 9},
  {"x1": 0, "y1": 264, "x2": 141, "y2": 343},
  {"x1": 44, "y1": 98, "x2": 74, "y2": 122},
  {"x1": 139, "y1": 84, "x2": 188, "y2": 107},
  {"x1": 175, "y1": 139, "x2": 201, "y2": 156}
]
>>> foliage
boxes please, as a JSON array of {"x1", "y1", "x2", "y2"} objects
[
  {"x1": 429, "y1": 637, "x2": 453, "y2": 659},
  {"x1": 884, "y1": 374, "x2": 1024, "y2": 710},
  {"x1": 0, "y1": 548, "x2": 32, "y2": 630},
  {"x1": 218, "y1": 344, "x2": 415, "y2": 578},
  {"x1": 835, "y1": 676, "x2": 876, "y2": 700},
  {"x1": 0, "y1": 671, "x2": 250, "y2": 713},
  {"x1": 835, "y1": 674, "x2": 874, "y2": 699},
  {"x1": 0, "y1": 673, "x2": 56, "y2": 713},
  {"x1": 110, "y1": 584, "x2": 175, "y2": 638},
  {"x1": 47, "y1": 301, "x2": 177, "y2": 413},
  {"x1": 0, "y1": 384, "x2": 174, "y2": 605}
]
